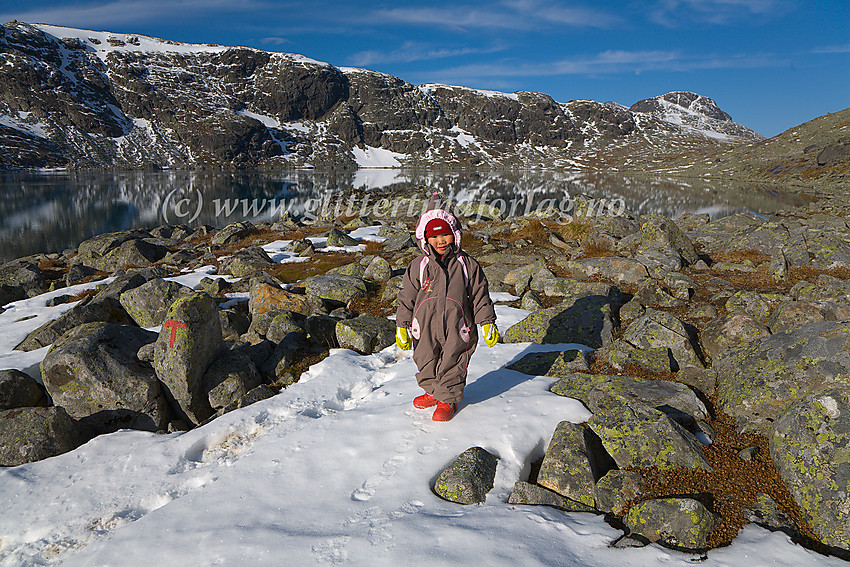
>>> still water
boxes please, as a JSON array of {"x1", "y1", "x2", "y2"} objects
[{"x1": 0, "y1": 169, "x2": 806, "y2": 262}]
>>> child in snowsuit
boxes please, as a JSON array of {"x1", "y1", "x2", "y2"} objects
[{"x1": 395, "y1": 198, "x2": 499, "y2": 422}]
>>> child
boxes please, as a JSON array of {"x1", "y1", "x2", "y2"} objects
[{"x1": 395, "y1": 196, "x2": 499, "y2": 421}]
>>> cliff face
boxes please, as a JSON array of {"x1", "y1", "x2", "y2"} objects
[{"x1": 0, "y1": 22, "x2": 764, "y2": 172}]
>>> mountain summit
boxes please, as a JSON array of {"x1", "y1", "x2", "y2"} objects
[{"x1": 0, "y1": 22, "x2": 761, "y2": 171}]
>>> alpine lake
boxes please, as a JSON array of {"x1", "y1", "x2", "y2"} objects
[{"x1": 0, "y1": 169, "x2": 809, "y2": 263}]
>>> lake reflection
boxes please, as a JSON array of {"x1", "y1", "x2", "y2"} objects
[{"x1": 0, "y1": 169, "x2": 805, "y2": 262}]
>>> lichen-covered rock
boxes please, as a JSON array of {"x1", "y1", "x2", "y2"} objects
[
  {"x1": 119, "y1": 278, "x2": 193, "y2": 327},
  {"x1": 86, "y1": 238, "x2": 169, "y2": 272},
  {"x1": 622, "y1": 308, "x2": 704, "y2": 370},
  {"x1": 211, "y1": 221, "x2": 256, "y2": 246},
  {"x1": 537, "y1": 421, "x2": 612, "y2": 507},
  {"x1": 40, "y1": 322, "x2": 170, "y2": 434},
  {"x1": 595, "y1": 470, "x2": 645, "y2": 515},
  {"x1": 153, "y1": 292, "x2": 224, "y2": 425},
  {"x1": 700, "y1": 313, "x2": 771, "y2": 361},
  {"x1": 770, "y1": 387, "x2": 850, "y2": 550},
  {"x1": 638, "y1": 214, "x2": 698, "y2": 265},
  {"x1": 506, "y1": 350, "x2": 589, "y2": 376},
  {"x1": 742, "y1": 493, "x2": 797, "y2": 535},
  {"x1": 363, "y1": 256, "x2": 393, "y2": 282},
  {"x1": 433, "y1": 446, "x2": 498, "y2": 504},
  {"x1": 0, "y1": 258, "x2": 46, "y2": 298},
  {"x1": 0, "y1": 406, "x2": 87, "y2": 466},
  {"x1": 503, "y1": 295, "x2": 616, "y2": 348},
  {"x1": 767, "y1": 300, "x2": 850, "y2": 334},
  {"x1": 266, "y1": 310, "x2": 308, "y2": 343},
  {"x1": 598, "y1": 339, "x2": 676, "y2": 373},
  {"x1": 725, "y1": 290, "x2": 789, "y2": 322},
  {"x1": 335, "y1": 316, "x2": 395, "y2": 354},
  {"x1": 382, "y1": 231, "x2": 415, "y2": 252},
  {"x1": 550, "y1": 372, "x2": 708, "y2": 422},
  {"x1": 325, "y1": 228, "x2": 358, "y2": 247},
  {"x1": 303, "y1": 274, "x2": 368, "y2": 305},
  {"x1": 203, "y1": 352, "x2": 263, "y2": 410},
  {"x1": 219, "y1": 246, "x2": 274, "y2": 277},
  {"x1": 715, "y1": 320, "x2": 850, "y2": 434},
  {"x1": 557, "y1": 257, "x2": 649, "y2": 285},
  {"x1": 0, "y1": 368, "x2": 47, "y2": 409},
  {"x1": 587, "y1": 393, "x2": 710, "y2": 471},
  {"x1": 249, "y1": 280, "x2": 318, "y2": 318},
  {"x1": 624, "y1": 497, "x2": 718, "y2": 551},
  {"x1": 15, "y1": 295, "x2": 136, "y2": 352},
  {"x1": 507, "y1": 481, "x2": 596, "y2": 512}
]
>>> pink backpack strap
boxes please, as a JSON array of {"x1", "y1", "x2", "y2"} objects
[
  {"x1": 457, "y1": 254, "x2": 469, "y2": 286},
  {"x1": 419, "y1": 256, "x2": 429, "y2": 287}
]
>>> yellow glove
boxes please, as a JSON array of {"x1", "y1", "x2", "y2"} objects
[
  {"x1": 482, "y1": 323, "x2": 499, "y2": 347},
  {"x1": 396, "y1": 326, "x2": 412, "y2": 350}
]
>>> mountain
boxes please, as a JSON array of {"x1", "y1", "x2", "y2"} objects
[{"x1": 0, "y1": 22, "x2": 764, "y2": 173}]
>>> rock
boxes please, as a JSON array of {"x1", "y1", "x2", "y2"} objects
[
  {"x1": 213, "y1": 384, "x2": 276, "y2": 418},
  {"x1": 0, "y1": 258, "x2": 47, "y2": 298},
  {"x1": 0, "y1": 406, "x2": 87, "y2": 466},
  {"x1": 266, "y1": 311, "x2": 308, "y2": 343},
  {"x1": 537, "y1": 421, "x2": 613, "y2": 507},
  {"x1": 507, "y1": 481, "x2": 596, "y2": 512},
  {"x1": 284, "y1": 238, "x2": 313, "y2": 253},
  {"x1": 556, "y1": 257, "x2": 649, "y2": 285},
  {"x1": 715, "y1": 320, "x2": 850, "y2": 434},
  {"x1": 587, "y1": 393, "x2": 711, "y2": 471},
  {"x1": 769, "y1": 249, "x2": 789, "y2": 281},
  {"x1": 621, "y1": 308, "x2": 704, "y2": 370},
  {"x1": 770, "y1": 387, "x2": 850, "y2": 550},
  {"x1": 0, "y1": 368, "x2": 47, "y2": 409},
  {"x1": 767, "y1": 300, "x2": 850, "y2": 334},
  {"x1": 119, "y1": 278, "x2": 193, "y2": 327},
  {"x1": 550, "y1": 372, "x2": 708, "y2": 422},
  {"x1": 249, "y1": 280, "x2": 318, "y2": 318},
  {"x1": 598, "y1": 340, "x2": 677, "y2": 374},
  {"x1": 211, "y1": 221, "x2": 256, "y2": 246},
  {"x1": 382, "y1": 231, "x2": 415, "y2": 251},
  {"x1": 40, "y1": 322, "x2": 170, "y2": 434},
  {"x1": 742, "y1": 493, "x2": 797, "y2": 535},
  {"x1": 363, "y1": 256, "x2": 393, "y2": 282},
  {"x1": 327, "y1": 261, "x2": 366, "y2": 278},
  {"x1": 503, "y1": 295, "x2": 616, "y2": 348},
  {"x1": 260, "y1": 333, "x2": 307, "y2": 384},
  {"x1": 624, "y1": 497, "x2": 718, "y2": 551},
  {"x1": 504, "y1": 261, "x2": 545, "y2": 293},
  {"x1": 506, "y1": 350, "x2": 589, "y2": 376},
  {"x1": 594, "y1": 470, "x2": 645, "y2": 515},
  {"x1": 15, "y1": 295, "x2": 136, "y2": 351},
  {"x1": 307, "y1": 314, "x2": 340, "y2": 348},
  {"x1": 65, "y1": 263, "x2": 100, "y2": 286},
  {"x1": 381, "y1": 275, "x2": 404, "y2": 302},
  {"x1": 638, "y1": 213, "x2": 698, "y2": 265},
  {"x1": 219, "y1": 308, "x2": 251, "y2": 339},
  {"x1": 203, "y1": 352, "x2": 263, "y2": 410},
  {"x1": 520, "y1": 290, "x2": 543, "y2": 311},
  {"x1": 725, "y1": 290, "x2": 789, "y2": 322},
  {"x1": 152, "y1": 292, "x2": 224, "y2": 425},
  {"x1": 335, "y1": 316, "x2": 395, "y2": 354},
  {"x1": 700, "y1": 313, "x2": 771, "y2": 361},
  {"x1": 631, "y1": 280, "x2": 685, "y2": 309},
  {"x1": 303, "y1": 274, "x2": 368, "y2": 305},
  {"x1": 433, "y1": 446, "x2": 498, "y2": 504},
  {"x1": 87, "y1": 238, "x2": 169, "y2": 272},
  {"x1": 219, "y1": 246, "x2": 274, "y2": 277},
  {"x1": 325, "y1": 228, "x2": 358, "y2": 247}
]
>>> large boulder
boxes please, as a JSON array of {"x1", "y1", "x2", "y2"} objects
[
  {"x1": 700, "y1": 313, "x2": 771, "y2": 361},
  {"x1": 0, "y1": 368, "x2": 47, "y2": 409},
  {"x1": 0, "y1": 258, "x2": 47, "y2": 298},
  {"x1": 714, "y1": 320, "x2": 850, "y2": 434},
  {"x1": 15, "y1": 295, "x2": 136, "y2": 351},
  {"x1": 219, "y1": 246, "x2": 274, "y2": 277},
  {"x1": 506, "y1": 350, "x2": 589, "y2": 376},
  {"x1": 536, "y1": 421, "x2": 613, "y2": 507},
  {"x1": 203, "y1": 352, "x2": 263, "y2": 411},
  {"x1": 303, "y1": 274, "x2": 368, "y2": 305},
  {"x1": 507, "y1": 481, "x2": 596, "y2": 512},
  {"x1": 0, "y1": 406, "x2": 87, "y2": 466},
  {"x1": 503, "y1": 295, "x2": 617, "y2": 348},
  {"x1": 249, "y1": 280, "x2": 319, "y2": 318},
  {"x1": 624, "y1": 497, "x2": 718, "y2": 551},
  {"x1": 40, "y1": 322, "x2": 170, "y2": 434},
  {"x1": 433, "y1": 446, "x2": 498, "y2": 504},
  {"x1": 770, "y1": 387, "x2": 850, "y2": 551},
  {"x1": 119, "y1": 278, "x2": 193, "y2": 327},
  {"x1": 621, "y1": 308, "x2": 704, "y2": 370},
  {"x1": 587, "y1": 393, "x2": 710, "y2": 471},
  {"x1": 335, "y1": 316, "x2": 395, "y2": 354},
  {"x1": 152, "y1": 292, "x2": 224, "y2": 425},
  {"x1": 556, "y1": 257, "x2": 650, "y2": 285}
]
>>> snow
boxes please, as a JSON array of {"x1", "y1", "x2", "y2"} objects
[
  {"x1": 351, "y1": 146, "x2": 406, "y2": 168},
  {"x1": 419, "y1": 83, "x2": 520, "y2": 102},
  {"x1": 0, "y1": 248, "x2": 845, "y2": 566}
]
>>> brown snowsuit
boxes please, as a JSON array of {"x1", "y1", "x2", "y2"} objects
[{"x1": 396, "y1": 204, "x2": 496, "y2": 404}]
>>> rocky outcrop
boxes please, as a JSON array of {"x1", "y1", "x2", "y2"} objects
[{"x1": 433, "y1": 446, "x2": 498, "y2": 504}]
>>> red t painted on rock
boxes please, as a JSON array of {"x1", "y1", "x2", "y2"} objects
[{"x1": 163, "y1": 319, "x2": 188, "y2": 348}]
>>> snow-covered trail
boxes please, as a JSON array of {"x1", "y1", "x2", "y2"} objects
[{"x1": 0, "y1": 305, "x2": 843, "y2": 566}]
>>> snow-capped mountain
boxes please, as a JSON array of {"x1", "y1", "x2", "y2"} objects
[{"x1": 0, "y1": 22, "x2": 762, "y2": 172}]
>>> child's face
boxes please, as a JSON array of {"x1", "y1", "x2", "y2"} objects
[{"x1": 427, "y1": 233, "x2": 454, "y2": 256}]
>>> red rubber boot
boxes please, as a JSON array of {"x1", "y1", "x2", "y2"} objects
[
  {"x1": 413, "y1": 392, "x2": 438, "y2": 409},
  {"x1": 432, "y1": 402, "x2": 456, "y2": 422}
]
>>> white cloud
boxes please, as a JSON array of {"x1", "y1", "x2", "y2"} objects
[
  {"x1": 649, "y1": 0, "x2": 793, "y2": 26},
  {"x1": 349, "y1": 42, "x2": 506, "y2": 66}
]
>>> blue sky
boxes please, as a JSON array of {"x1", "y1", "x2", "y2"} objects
[{"x1": 2, "y1": 0, "x2": 848, "y2": 137}]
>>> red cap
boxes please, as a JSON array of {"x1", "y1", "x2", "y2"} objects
[{"x1": 425, "y1": 218, "x2": 452, "y2": 238}]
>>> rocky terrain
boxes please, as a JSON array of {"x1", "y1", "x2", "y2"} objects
[
  {"x1": 4, "y1": 190, "x2": 850, "y2": 558},
  {"x1": 0, "y1": 22, "x2": 765, "y2": 175}
]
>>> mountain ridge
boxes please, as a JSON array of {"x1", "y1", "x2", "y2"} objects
[{"x1": 3, "y1": 21, "x2": 845, "y2": 192}]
